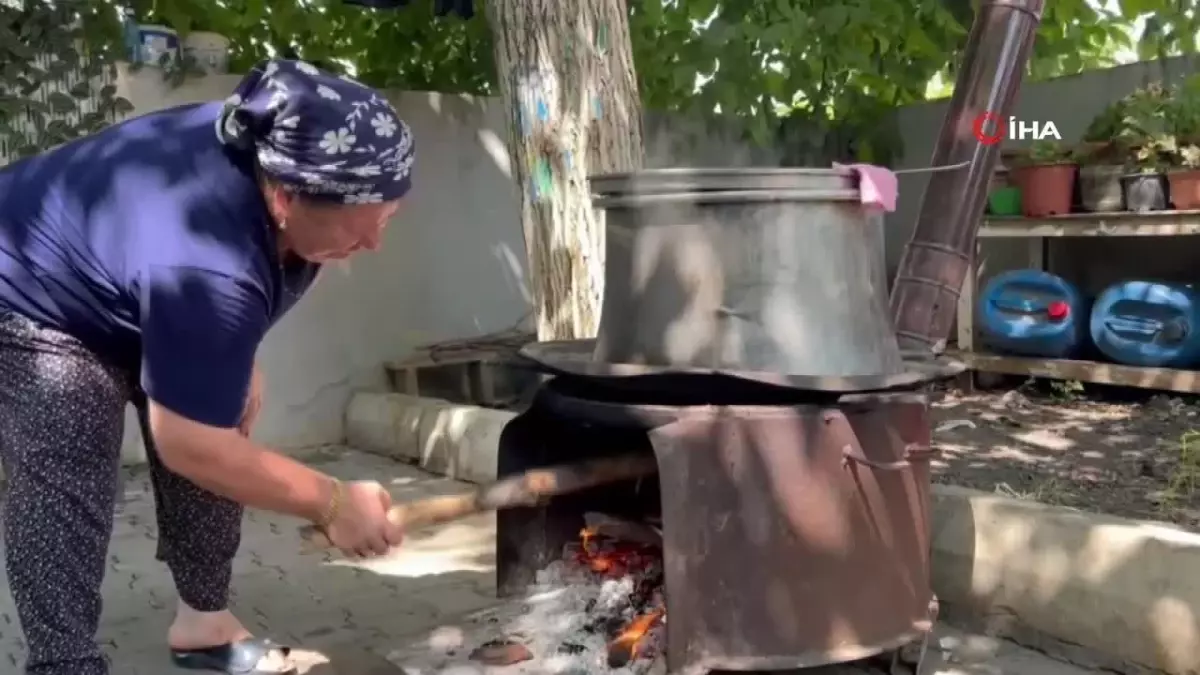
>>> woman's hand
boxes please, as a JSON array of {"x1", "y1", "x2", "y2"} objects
[
  {"x1": 323, "y1": 480, "x2": 405, "y2": 558},
  {"x1": 238, "y1": 366, "x2": 264, "y2": 437}
]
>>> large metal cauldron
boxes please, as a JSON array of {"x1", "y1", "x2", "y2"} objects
[{"x1": 589, "y1": 168, "x2": 899, "y2": 381}]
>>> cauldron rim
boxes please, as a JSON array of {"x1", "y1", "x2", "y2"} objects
[
  {"x1": 518, "y1": 339, "x2": 964, "y2": 394},
  {"x1": 589, "y1": 166, "x2": 854, "y2": 180},
  {"x1": 589, "y1": 167, "x2": 860, "y2": 198}
]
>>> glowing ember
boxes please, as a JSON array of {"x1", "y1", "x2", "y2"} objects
[{"x1": 575, "y1": 527, "x2": 660, "y2": 579}]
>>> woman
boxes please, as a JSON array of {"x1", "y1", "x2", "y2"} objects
[{"x1": 0, "y1": 59, "x2": 413, "y2": 675}]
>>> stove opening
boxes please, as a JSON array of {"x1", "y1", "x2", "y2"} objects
[
  {"x1": 496, "y1": 382, "x2": 670, "y2": 669},
  {"x1": 496, "y1": 385, "x2": 662, "y2": 596}
]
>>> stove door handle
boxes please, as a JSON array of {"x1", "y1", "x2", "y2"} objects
[
  {"x1": 841, "y1": 443, "x2": 938, "y2": 471},
  {"x1": 904, "y1": 443, "x2": 939, "y2": 460}
]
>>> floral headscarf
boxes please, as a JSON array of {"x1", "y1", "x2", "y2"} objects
[{"x1": 216, "y1": 59, "x2": 414, "y2": 205}]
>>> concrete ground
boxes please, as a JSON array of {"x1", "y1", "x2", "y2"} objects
[{"x1": 0, "y1": 448, "x2": 1100, "y2": 674}]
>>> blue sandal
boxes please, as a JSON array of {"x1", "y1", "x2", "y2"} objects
[{"x1": 170, "y1": 638, "x2": 296, "y2": 674}]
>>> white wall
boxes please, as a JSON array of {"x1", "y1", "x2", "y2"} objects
[{"x1": 115, "y1": 69, "x2": 532, "y2": 461}]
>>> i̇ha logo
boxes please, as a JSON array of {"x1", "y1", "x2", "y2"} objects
[{"x1": 972, "y1": 111, "x2": 1061, "y2": 146}]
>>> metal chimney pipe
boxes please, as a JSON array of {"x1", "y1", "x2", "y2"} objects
[{"x1": 888, "y1": 0, "x2": 1045, "y2": 353}]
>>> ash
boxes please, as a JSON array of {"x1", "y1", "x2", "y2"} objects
[{"x1": 388, "y1": 557, "x2": 666, "y2": 675}]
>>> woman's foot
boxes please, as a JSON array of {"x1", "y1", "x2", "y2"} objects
[{"x1": 168, "y1": 602, "x2": 294, "y2": 674}]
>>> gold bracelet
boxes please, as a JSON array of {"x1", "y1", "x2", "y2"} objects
[{"x1": 316, "y1": 478, "x2": 344, "y2": 532}]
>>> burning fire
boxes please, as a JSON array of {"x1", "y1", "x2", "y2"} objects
[
  {"x1": 573, "y1": 524, "x2": 666, "y2": 668},
  {"x1": 410, "y1": 513, "x2": 669, "y2": 673}
]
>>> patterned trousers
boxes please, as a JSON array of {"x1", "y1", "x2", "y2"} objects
[{"x1": 0, "y1": 311, "x2": 244, "y2": 675}]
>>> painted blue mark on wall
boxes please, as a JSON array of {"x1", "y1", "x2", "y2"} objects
[
  {"x1": 591, "y1": 96, "x2": 603, "y2": 120},
  {"x1": 562, "y1": 150, "x2": 573, "y2": 170},
  {"x1": 531, "y1": 157, "x2": 553, "y2": 202},
  {"x1": 536, "y1": 98, "x2": 550, "y2": 123}
]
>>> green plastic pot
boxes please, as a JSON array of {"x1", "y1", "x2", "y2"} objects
[{"x1": 987, "y1": 185, "x2": 1022, "y2": 215}]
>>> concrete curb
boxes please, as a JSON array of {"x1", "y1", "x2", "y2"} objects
[
  {"x1": 932, "y1": 485, "x2": 1200, "y2": 673},
  {"x1": 345, "y1": 391, "x2": 1200, "y2": 674},
  {"x1": 345, "y1": 392, "x2": 508, "y2": 484}
]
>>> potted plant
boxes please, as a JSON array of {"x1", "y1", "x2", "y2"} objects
[
  {"x1": 1010, "y1": 140, "x2": 1076, "y2": 217},
  {"x1": 183, "y1": 31, "x2": 231, "y2": 75},
  {"x1": 1167, "y1": 144, "x2": 1200, "y2": 209},
  {"x1": 987, "y1": 164, "x2": 1022, "y2": 216},
  {"x1": 1116, "y1": 84, "x2": 1172, "y2": 212},
  {"x1": 1169, "y1": 74, "x2": 1200, "y2": 144},
  {"x1": 1075, "y1": 101, "x2": 1127, "y2": 212},
  {"x1": 1166, "y1": 75, "x2": 1200, "y2": 209},
  {"x1": 1123, "y1": 134, "x2": 1173, "y2": 211}
]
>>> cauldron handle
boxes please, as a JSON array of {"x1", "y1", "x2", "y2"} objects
[{"x1": 841, "y1": 443, "x2": 939, "y2": 471}]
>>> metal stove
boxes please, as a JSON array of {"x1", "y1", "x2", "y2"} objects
[{"x1": 496, "y1": 370, "x2": 940, "y2": 674}]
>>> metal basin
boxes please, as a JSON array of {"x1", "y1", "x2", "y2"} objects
[{"x1": 589, "y1": 168, "x2": 901, "y2": 380}]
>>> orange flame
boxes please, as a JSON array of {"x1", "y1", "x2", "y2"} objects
[{"x1": 607, "y1": 608, "x2": 665, "y2": 667}]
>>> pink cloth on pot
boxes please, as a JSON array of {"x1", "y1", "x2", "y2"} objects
[{"x1": 833, "y1": 163, "x2": 898, "y2": 213}]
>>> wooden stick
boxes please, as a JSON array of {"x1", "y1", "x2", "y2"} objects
[{"x1": 298, "y1": 453, "x2": 658, "y2": 553}]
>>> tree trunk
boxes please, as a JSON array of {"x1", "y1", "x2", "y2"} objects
[{"x1": 486, "y1": 0, "x2": 644, "y2": 341}]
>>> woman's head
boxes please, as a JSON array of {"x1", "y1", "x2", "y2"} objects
[
  {"x1": 217, "y1": 59, "x2": 415, "y2": 263},
  {"x1": 258, "y1": 179, "x2": 400, "y2": 261}
]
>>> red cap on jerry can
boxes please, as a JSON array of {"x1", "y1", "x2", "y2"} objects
[{"x1": 1047, "y1": 301, "x2": 1069, "y2": 321}]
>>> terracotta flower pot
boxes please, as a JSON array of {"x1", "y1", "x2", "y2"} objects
[
  {"x1": 1011, "y1": 163, "x2": 1076, "y2": 217},
  {"x1": 1168, "y1": 168, "x2": 1200, "y2": 210}
]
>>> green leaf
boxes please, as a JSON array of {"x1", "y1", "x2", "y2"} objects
[
  {"x1": 1119, "y1": 0, "x2": 1153, "y2": 19},
  {"x1": 686, "y1": 0, "x2": 718, "y2": 22},
  {"x1": 69, "y1": 81, "x2": 92, "y2": 99},
  {"x1": 46, "y1": 91, "x2": 76, "y2": 114}
]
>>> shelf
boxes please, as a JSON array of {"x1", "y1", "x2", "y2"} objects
[
  {"x1": 981, "y1": 210, "x2": 1200, "y2": 238},
  {"x1": 958, "y1": 211, "x2": 1200, "y2": 393},
  {"x1": 949, "y1": 350, "x2": 1200, "y2": 394}
]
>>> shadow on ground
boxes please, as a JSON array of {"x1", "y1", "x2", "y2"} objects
[{"x1": 930, "y1": 382, "x2": 1200, "y2": 528}]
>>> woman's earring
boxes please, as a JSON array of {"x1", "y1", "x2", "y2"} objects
[{"x1": 278, "y1": 219, "x2": 287, "y2": 230}]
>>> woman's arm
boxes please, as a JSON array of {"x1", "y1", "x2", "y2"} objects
[
  {"x1": 149, "y1": 400, "x2": 402, "y2": 557},
  {"x1": 148, "y1": 402, "x2": 334, "y2": 522},
  {"x1": 138, "y1": 264, "x2": 335, "y2": 520}
]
